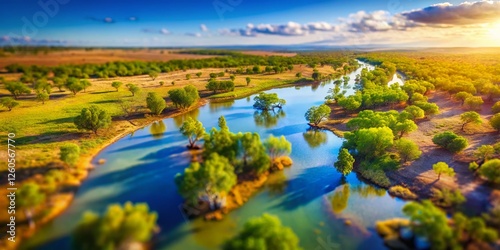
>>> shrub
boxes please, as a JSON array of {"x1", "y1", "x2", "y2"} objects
[
  {"x1": 146, "y1": 92, "x2": 166, "y2": 115},
  {"x1": 432, "y1": 131, "x2": 468, "y2": 153},
  {"x1": 60, "y1": 143, "x2": 80, "y2": 167},
  {"x1": 388, "y1": 185, "x2": 417, "y2": 200},
  {"x1": 431, "y1": 188, "x2": 465, "y2": 207},
  {"x1": 358, "y1": 167, "x2": 391, "y2": 187},
  {"x1": 478, "y1": 159, "x2": 500, "y2": 184},
  {"x1": 492, "y1": 101, "x2": 500, "y2": 114}
]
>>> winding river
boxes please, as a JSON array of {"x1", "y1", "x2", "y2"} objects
[{"x1": 25, "y1": 61, "x2": 408, "y2": 250}]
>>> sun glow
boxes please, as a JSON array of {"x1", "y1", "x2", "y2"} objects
[{"x1": 488, "y1": 22, "x2": 500, "y2": 44}]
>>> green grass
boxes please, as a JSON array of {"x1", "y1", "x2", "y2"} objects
[{"x1": 210, "y1": 78, "x2": 306, "y2": 99}]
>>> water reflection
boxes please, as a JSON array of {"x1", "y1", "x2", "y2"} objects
[
  {"x1": 329, "y1": 184, "x2": 387, "y2": 214},
  {"x1": 302, "y1": 129, "x2": 328, "y2": 148},
  {"x1": 253, "y1": 109, "x2": 286, "y2": 128},
  {"x1": 173, "y1": 109, "x2": 200, "y2": 128},
  {"x1": 331, "y1": 185, "x2": 350, "y2": 214},
  {"x1": 266, "y1": 171, "x2": 287, "y2": 195},
  {"x1": 209, "y1": 100, "x2": 235, "y2": 112},
  {"x1": 149, "y1": 121, "x2": 167, "y2": 139}
]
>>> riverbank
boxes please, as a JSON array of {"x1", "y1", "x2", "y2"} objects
[
  {"x1": 2, "y1": 66, "x2": 343, "y2": 249},
  {"x1": 318, "y1": 91, "x2": 498, "y2": 213}
]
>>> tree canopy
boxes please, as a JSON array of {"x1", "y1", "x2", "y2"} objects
[
  {"x1": 73, "y1": 202, "x2": 158, "y2": 250},
  {"x1": 334, "y1": 148, "x2": 355, "y2": 176},
  {"x1": 304, "y1": 104, "x2": 331, "y2": 126},
  {"x1": 223, "y1": 213, "x2": 302, "y2": 250},
  {"x1": 146, "y1": 92, "x2": 167, "y2": 116},
  {"x1": 253, "y1": 92, "x2": 286, "y2": 110},
  {"x1": 168, "y1": 85, "x2": 199, "y2": 109},
  {"x1": 432, "y1": 131, "x2": 468, "y2": 153},
  {"x1": 74, "y1": 105, "x2": 112, "y2": 135},
  {"x1": 179, "y1": 117, "x2": 206, "y2": 148}
]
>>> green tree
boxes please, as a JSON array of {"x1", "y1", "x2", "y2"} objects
[
  {"x1": 304, "y1": 104, "x2": 331, "y2": 126},
  {"x1": 253, "y1": 92, "x2": 286, "y2": 110},
  {"x1": 34, "y1": 79, "x2": 52, "y2": 94},
  {"x1": 492, "y1": 101, "x2": 500, "y2": 114},
  {"x1": 238, "y1": 132, "x2": 270, "y2": 174},
  {"x1": 460, "y1": 111, "x2": 482, "y2": 131},
  {"x1": 464, "y1": 96, "x2": 484, "y2": 110},
  {"x1": 168, "y1": 85, "x2": 200, "y2": 109},
  {"x1": 338, "y1": 96, "x2": 361, "y2": 112},
  {"x1": 478, "y1": 159, "x2": 500, "y2": 184},
  {"x1": 452, "y1": 213, "x2": 498, "y2": 246},
  {"x1": 53, "y1": 77, "x2": 66, "y2": 91},
  {"x1": 413, "y1": 101, "x2": 439, "y2": 117},
  {"x1": 264, "y1": 135, "x2": 292, "y2": 160},
  {"x1": 36, "y1": 90, "x2": 49, "y2": 104},
  {"x1": 394, "y1": 119, "x2": 418, "y2": 139},
  {"x1": 80, "y1": 79, "x2": 91, "y2": 92},
  {"x1": 111, "y1": 81, "x2": 122, "y2": 91},
  {"x1": 0, "y1": 97, "x2": 20, "y2": 111},
  {"x1": 73, "y1": 202, "x2": 158, "y2": 250},
  {"x1": 186, "y1": 74, "x2": 191, "y2": 80},
  {"x1": 126, "y1": 83, "x2": 141, "y2": 97},
  {"x1": 148, "y1": 70, "x2": 159, "y2": 80},
  {"x1": 432, "y1": 131, "x2": 468, "y2": 153},
  {"x1": 175, "y1": 153, "x2": 236, "y2": 208},
  {"x1": 74, "y1": 105, "x2": 112, "y2": 135},
  {"x1": 394, "y1": 138, "x2": 422, "y2": 162},
  {"x1": 403, "y1": 200, "x2": 455, "y2": 249},
  {"x1": 17, "y1": 183, "x2": 45, "y2": 229},
  {"x1": 432, "y1": 188, "x2": 465, "y2": 208},
  {"x1": 65, "y1": 77, "x2": 84, "y2": 95},
  {"x1": 230, "y1": 75, "x2": 235, "y2": 81},
  {"x1": 179, "y1": 117, "x2": 206, "y2": 148},
  {"x1": 312, "y1": 71, "x2": 321, "y2": 81},
  {"x1": 334, "y1": 148, "x2": 355, "y2": 176},
  {"x1": 146, "y1": 92, "x2": 166, "y2": 116},
  {"x1": 345, "y1": 127, "x2": 394, "y2": 159},
  {"x1": 223, "y1": 213, "x2": 302, "y2": 250},
  {"x1": 490, "y1": 113, "x2": 500, "y2": 132},
  {"x1": 404, "y1": 105, "x2": 425, "y2": 121},
  {"x1": 245, "y1": 77, "x2": 251, "y2": 86},
  {"x1": 5, "y1": 81, "x2": 31, "y2": 99},
  {"x1": 295, "y1": 72, "x2": 302, "y2": 78},
  {"x1": 454, "y1": 91, "x2": 472, "y2": 106},
  {"x1": 196, "y1": 72, "x2": 202, "y2": 78},
  {"x1": 474, "y1": 145, "x2": 495, "y2": 162},
  {"x1": 59, "y1": 143, "x2": 80, "y2": 167},
  {"x1": 203, "y1": 116, "x2": 238, "y2": 163},
  {"x1": 433, "y1": 162, "x2": 455, "y2": 180}
]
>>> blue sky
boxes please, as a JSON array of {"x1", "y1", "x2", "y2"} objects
[{"x1": 1, "y1": 0, "x2": 499, "y2": 47}]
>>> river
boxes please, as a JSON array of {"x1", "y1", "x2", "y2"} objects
[{"x1": 24, "y1": 61, "x2": 407, "y2": 250}]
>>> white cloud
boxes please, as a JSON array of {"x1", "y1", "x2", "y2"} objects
[{"x1": 200, "y1": 24, "x2": 208, "y2": 32}]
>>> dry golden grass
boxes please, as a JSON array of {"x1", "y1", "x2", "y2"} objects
[{"x1": 0, "y1": 49, "x2": 217, "y2": 68}]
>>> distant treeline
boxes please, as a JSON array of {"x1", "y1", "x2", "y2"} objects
[{"x1": 4, "y1": 51, "x2": 357, "y2": 79}]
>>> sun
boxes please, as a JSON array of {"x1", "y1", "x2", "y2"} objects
[{"x1": 488, "y1": 22, "x2": 500, "y2": 44}]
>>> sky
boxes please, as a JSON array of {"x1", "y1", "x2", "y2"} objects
[{"x1": 0, "y1": 0, "x2": 499, "y2": 47}]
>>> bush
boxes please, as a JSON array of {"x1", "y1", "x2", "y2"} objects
[
  {"x1": 492, "y1": 101, "x2": 500, "y2": 114},
  {"x1": 478, "y1": 159, "x2": 500, "y2": 184},
  {"x1": 146, "y1": 92, "x2": 166, "y2": 115},
  {"x1": 358, "y1": 167, "x2": 391, "y2": 187},
  {"x1": 60, "y1": 143, "x2": 80, "y2": 167},
  {"x1": 388, "y1": 185, "x2": 417, "y2": 200},
  {"x1": 431, "y1": 188, "x2": 465, "y2": 207},
  {"x1": 432, "y1": 131, "x2": 468, "y2": 153},
  {"x1": 74, "y1": 105, "x2": 112, "y2": 135},
  {"x1": 490, "y1": 113, "x2": 500, "y2": 132}
]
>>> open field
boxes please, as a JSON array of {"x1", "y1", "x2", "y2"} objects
[{"x1": 0, "y1": 49, "x2": 298, "y2": 68}]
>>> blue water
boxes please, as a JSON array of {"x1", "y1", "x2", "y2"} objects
[{"x1": 25, "y1": 61, "x2": 407, "y2": 250}]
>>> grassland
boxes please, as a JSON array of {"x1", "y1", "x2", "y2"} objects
[{"x1": 0, "y1": 53, "x2": 339, "y2": 249}]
